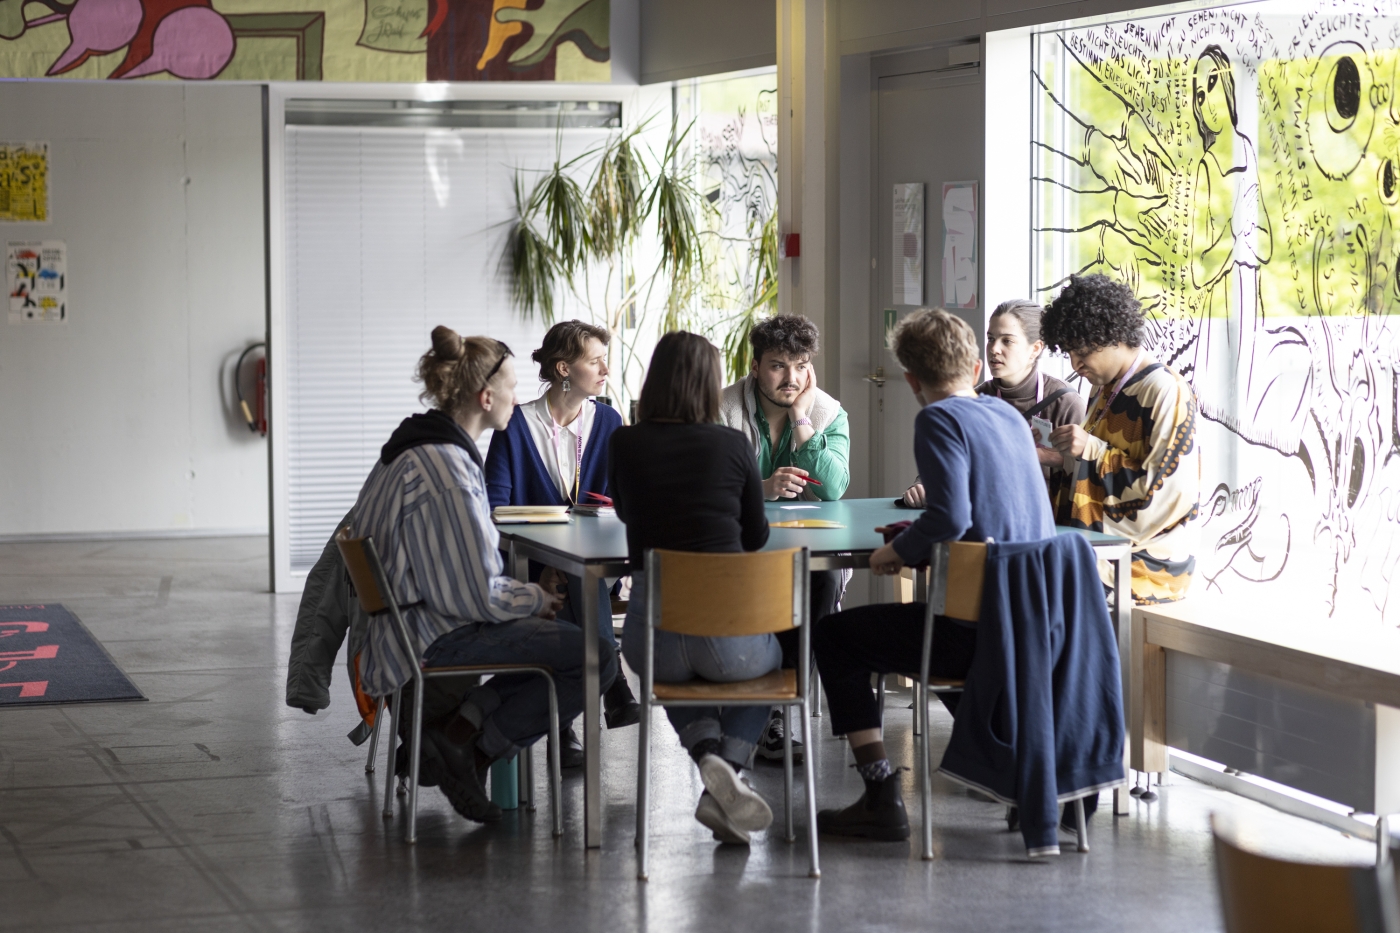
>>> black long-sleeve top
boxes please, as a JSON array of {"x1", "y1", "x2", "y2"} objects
[{"x1": 608, "y1": 422, "x2": 770, "y2": 568}]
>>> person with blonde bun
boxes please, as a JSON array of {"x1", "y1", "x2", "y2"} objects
[{"x1": 350, "y1": 325, "x2": 619, "y2": 825}]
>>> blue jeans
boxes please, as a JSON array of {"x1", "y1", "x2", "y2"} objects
[
  {"x1": 422, "y1": 617, "x2": 618, "y2": 760},
  {"x1": 621, "y1": 573, "x2": 781, "y2": 766}
]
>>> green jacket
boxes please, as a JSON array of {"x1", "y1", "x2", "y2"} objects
[{"x1": 718, "y1": 374, "x2": 851, "y2": 500}]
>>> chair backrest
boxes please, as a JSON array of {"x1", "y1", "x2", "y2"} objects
[
  {"x1": 929, "y1": 541, "x2": 987, "y2": 623},
  {"x1": 336, "y1": 527, "x2": 390, "y2": 615},
  {"x1": 646, "y1": 547, "x2": 806, "y2": 637},
  {"x1": 1212, "y1": 814, "x2": 1400, "y2": 933}
]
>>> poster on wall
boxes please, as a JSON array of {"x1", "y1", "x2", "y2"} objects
[
  {"x1": 942, "y1": 181, "x2": 978, "y2": 309},
  {"x1": 8, "y1": 240, "x2": 66, "y2": 324},
  {"x1": 0, "y1": 1, "x2": 609, "y2": 83},
  {"x1": 1029, "y1": 0, "x2": 1400, "y2": 625},
  {"x1": 893, "y1": 183, "x2": 924, "y2": 305},
  {"x1": 0, "y1": 143, "x2": 48, "y2": 223}
]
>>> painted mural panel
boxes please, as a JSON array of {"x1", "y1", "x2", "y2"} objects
[
  {"x1": 0, "y1": 0, "x2": 609, "y2": 82},
  {"x1": 1033, "y1": 1, "x2": 1400, "y2": 625}
]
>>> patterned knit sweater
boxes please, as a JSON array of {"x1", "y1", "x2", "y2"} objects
[{"x1": 1055, "y1": 361, "x2": 1200, "y2": 604}]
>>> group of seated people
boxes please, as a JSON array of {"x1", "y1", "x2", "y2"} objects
[{"x1": 345, "y1": 272, "x2": 1200, "y2": 842}]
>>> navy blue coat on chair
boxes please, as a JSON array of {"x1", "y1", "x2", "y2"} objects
[{"x1": 938, "y1": 532, "x2": 1125, "y2": 856}]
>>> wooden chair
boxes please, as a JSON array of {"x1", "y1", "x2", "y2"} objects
[
  {"x1": 1212, "y1": 813, "x2": 1399, "y2": 933},
  {"x1": 890, "y1": 540, "x2": 1092, "y2": 859},
  {"x1": 635, "y1": 546, "x2": 819, "y2": 880},
  {"x1": 336, "y1": 528, "x2": 563, "y2": 844}
]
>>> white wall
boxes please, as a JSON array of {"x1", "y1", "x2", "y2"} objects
[{"x1": 0, "y1": 82, "x2": 267, "y2": 538}]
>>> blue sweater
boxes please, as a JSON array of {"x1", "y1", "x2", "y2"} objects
[
  {"x1": 484, "y1": 401, "x2": 623, "y2": 509},
  {"x1": 939, "y1": 533, "x2": 1125, "y2": 856},
  {"x1": 893, "y1": 394, "x2": 1054, "y2": 565}
]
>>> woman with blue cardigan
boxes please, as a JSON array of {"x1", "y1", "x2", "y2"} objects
[{"x1": 485, "y1": 320, "x2": 641, "y2": 749}]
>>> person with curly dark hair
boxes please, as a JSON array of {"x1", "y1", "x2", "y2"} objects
[
  {"x1": 1042, "y1": 274, "x2": 1201, "y2": 604},
  {"x1": 718, "y1": 313, "x2": 851, "y2": 761}
]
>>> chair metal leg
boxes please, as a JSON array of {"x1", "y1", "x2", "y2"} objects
[
  {"x1": 1378, "y1": 815, "x2": 1390, "y2": 867},
  {"x1": 876, "y1": 674, "x2": 886, "y2": 729},
  {"x1": 800, "y1": 697, "x2": 820, "y2": 879},
  {"x1": 810, "y1": 668, "x2": 822, "y2": 718},
  {"x1": 519, "y1": 743, "x2": 534, "y2": 811},
  {"x1": 783, "y1": 705, "x2": 795, "y2": 843},
  {"x1": 365, "y1": 697, "x2": 384, "y2": 773},
  {"x1": 406, "y1": 679, "x2": 425, "y2": 844},
  {"x1": 546, "y1": 677, "x2": 562, "y2": 837},
  {"x1": 1075, "y1": 797, "x2": 1089, "y2": 853},
  {"x1": 382, "y1": 689, "x2": 402, "y2": 819},
  {"x1": 636, "y1": 698, "x2": 651, "y2": 880},
  {"x1": 918, "y1": 682, "x2": 934, "y2": 861}
]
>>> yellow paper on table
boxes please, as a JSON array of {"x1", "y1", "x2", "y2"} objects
[{"x1": 770, "y1": 520, "x2": 846, "y2": 529}]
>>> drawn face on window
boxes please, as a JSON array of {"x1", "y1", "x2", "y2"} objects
[{"x1": 1194, "y1": 59, "x2": 1231, "y2": 136}]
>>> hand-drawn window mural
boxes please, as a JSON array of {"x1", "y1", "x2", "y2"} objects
[
  {"x1": 1032, "y1": 1, "x2": 1400, "y2": 625},
  {"x1": 0, "y1": 0, "x2": 609, "y2": 82}
]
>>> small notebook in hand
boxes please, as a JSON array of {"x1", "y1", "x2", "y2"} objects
[
  {"x1": 570, "y1": 492, "x2": 615, "y2": 517},
  {"x1": 880, "y1": 520, "x2": 929, "y2": 570}
]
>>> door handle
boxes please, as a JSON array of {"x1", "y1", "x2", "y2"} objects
[{"x1": 864, "y1": 366, "x2": 887, "y2": 388}]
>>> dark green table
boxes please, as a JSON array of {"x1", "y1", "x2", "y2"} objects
[{"x1": 497, "y1": 498, "x2": 1134, "y2": 847}]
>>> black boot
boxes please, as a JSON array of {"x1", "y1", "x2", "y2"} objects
[
  {"x1": 424, "y1": 721, "x2": 501, "y2": 823},
  {"x1": 551, "y1": 723, "x2": 585, "y2": 769},
  {"x1": 604, "y1": 651, "x2": 641, "y2": 729},
  {"x1": 816, "y1": 770, "x2": 910, "y2": 840}
]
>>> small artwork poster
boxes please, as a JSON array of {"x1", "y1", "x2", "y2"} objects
[
  {"x1": 0, "y1": 142, "x2": 48, "y2": 223},
  {"x1": 892, "y1": 183, "x2": 924, "y2": 306},
  {"x1": 942, "y1": 181, "x2": 978, "y2": 309},
  {"x1": 8, "y1": 240, "x2": 66, "y2": 324}
]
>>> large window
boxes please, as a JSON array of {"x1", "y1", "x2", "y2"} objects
[{"x1": 1021, "y1": 3, "x2": 1400, "y2": 625}]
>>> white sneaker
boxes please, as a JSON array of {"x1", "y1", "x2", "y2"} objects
[
  {"x1": 696, "y1": 754, "x2": 773, "y2": 834},
  {"x1": 695, "y1": 791, "x2": 750, "y2": 845}
]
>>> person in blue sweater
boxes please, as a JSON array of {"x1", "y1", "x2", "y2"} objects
[
  {"x1": 812, "y1": 308, "x2": 1056, "y2": 841},
  {"x1": 485, "y1": 320, "x2": 640, "y2": 755}
]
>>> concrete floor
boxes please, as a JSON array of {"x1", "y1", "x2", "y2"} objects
[{"x1": 0, "y1": 536, "x2": 1378, "y2": 933}]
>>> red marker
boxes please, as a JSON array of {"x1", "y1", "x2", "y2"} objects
[{"x1": 800, "y1": 476, "x2": 822, "y2": 486}]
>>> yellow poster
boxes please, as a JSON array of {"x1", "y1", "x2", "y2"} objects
[{"x1": 0, "y1": 143, "x2": 48, "y2": 224}]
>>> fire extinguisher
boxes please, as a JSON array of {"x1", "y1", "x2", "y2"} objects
[{"x1": 235, "y1": 342, "x2": 267, "y2": 437}]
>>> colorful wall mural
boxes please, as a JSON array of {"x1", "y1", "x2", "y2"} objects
[
  {"x1": 1032, "y1": 0, "x2": 1400, "y2": 626},
  {"x1": 0, "y1": 0, "x2": 609, "y2": 82}
]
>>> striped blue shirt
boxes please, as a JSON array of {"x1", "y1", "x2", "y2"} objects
[{"x1": 350, "y1": 442, "x2": 550, "y2": 697}]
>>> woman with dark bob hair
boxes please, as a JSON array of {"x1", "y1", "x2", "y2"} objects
[
  {"x1": 486, "y1": 319, "x2": 640, "y2": 751},
  {"x1": 609, "y1": 331, "x2": 780, "y2": 845}
]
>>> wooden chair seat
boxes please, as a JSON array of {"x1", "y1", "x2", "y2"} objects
[{"x1": 651, "y1": 669, "x2": 798, "y2": 702}]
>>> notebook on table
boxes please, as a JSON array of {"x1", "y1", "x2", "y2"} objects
[{"x1": 492, "y1": 505, "x2": 571, "y2": 524}]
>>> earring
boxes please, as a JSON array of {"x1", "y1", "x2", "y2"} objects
[{"x1": 562, "y1": 377, "x2": 571, "y2": 393}]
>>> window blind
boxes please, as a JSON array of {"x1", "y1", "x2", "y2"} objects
[{"x1": 284, "y1": 125, "x2": 605, "y2": 572}]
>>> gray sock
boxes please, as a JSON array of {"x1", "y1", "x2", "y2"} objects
[{"x1": 856, "y1": 758, "x2": 893, "y2": 784}]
